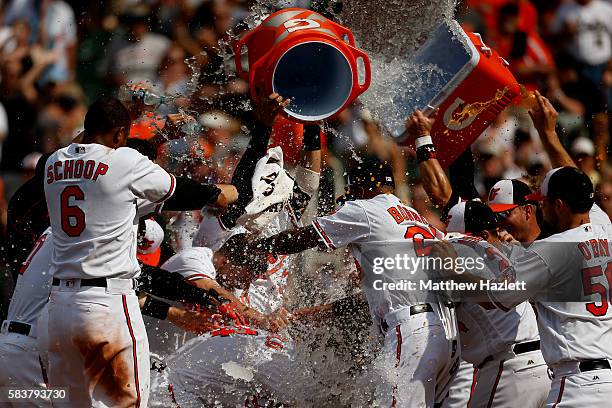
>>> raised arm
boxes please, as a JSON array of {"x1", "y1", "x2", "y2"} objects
[
  {"x1": 405, "y1": 110, "x2": 452, "y2": 208},
  {"x1": 529, "y1": 90, "x2": 576, "y2": 169}
]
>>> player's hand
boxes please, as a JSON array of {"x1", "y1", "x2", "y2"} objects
[
  {"x1": 430, "y1": 241, "x2": 460, "y2": 275},
  {"x1": 498, "y1": 229, "x2": 520, "y2": 245},
  {"x1": 254, "y1": 93, "x2": 291, "y2": 127},
  {"x1": 405, "y1": 110, "x2": 436, "y2": 140},
  {"x1": 125, "y1": 82, "x2": 154, "y2": 119},
  {"x1": 260, "y1": 308, "x2": 291, "y2": 333},
  {"x1": 165, "y1": 112, "x2": 198, "y2": 140},
  {"x1": 528, "y1": 90, "x2": 559, "y2": 139},
  {"x1": 167, "y1": 306, "x2": 219, "y2": 335}
]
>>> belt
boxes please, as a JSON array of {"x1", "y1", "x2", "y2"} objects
[
  {"x1": 52, "y1": 277, "x2": 108, "y2": 287},
  {"x1": 513, "y1": 340, "x2": 540, "y2": 355},
  {"x1": 53, "y1": 278, "x2": 138, "y2": 289},
  {"x1": 579, "y1": 359, "x2": 611, "y2": 372},
  {"x1": 381, "y1": 303, "x2": 434, "y2": 332},
  {"x1": 5, "y1": 321, "x2": 31, "y2": 336}
]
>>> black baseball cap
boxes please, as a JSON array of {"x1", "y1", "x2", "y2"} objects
[
  {"x1": 346, "y1": 156, "x2": 395, "y2": 190},
  {"x1": 447, "y1": 200, "x2": 498, "y2": 234},
  {"x1": 529, "y1": 167, "x2": 594, "y2": 213},
  {"x1": 487, "y1": 179, "x2": 534, "y2": 213}
]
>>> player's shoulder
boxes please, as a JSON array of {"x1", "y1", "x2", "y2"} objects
[
  {"x1": 171, "y1": 247, "x2": 214, "y2": 267},
  {"x1": 540, "y1": 224, "x2": 606, "y2": 244},
  {"x1": 115, "y1": 146, "x2": 148, "y2": 161}
]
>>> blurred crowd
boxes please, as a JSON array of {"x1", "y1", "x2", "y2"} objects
[{"x1": 0, "y1": 0, "x2": 610, "y2": 307}]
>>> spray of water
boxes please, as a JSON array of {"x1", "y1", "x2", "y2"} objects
[{"x1": 150, "y1": 1, "x2": 463, "y2": 405}]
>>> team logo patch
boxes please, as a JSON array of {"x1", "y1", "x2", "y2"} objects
[{"x1": 489, "y1": 187, "x2": 501, "y2": 201}]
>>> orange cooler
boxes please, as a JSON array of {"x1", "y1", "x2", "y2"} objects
[
  {"x1": 391, "y1": 21, "x2": 520, "y2": 167},
  {"x1": 234, "y1": 8, "x2": 371, "y2": 123}
]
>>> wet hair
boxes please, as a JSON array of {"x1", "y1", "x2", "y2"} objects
[
  {"x1": 218, "y1": 233, "x2": 267, "y2": 277},
  {"x1": 84, "y1": 97, "x2": 130, "y2": 135}
]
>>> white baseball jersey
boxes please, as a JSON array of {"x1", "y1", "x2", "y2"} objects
[
  {"x1": 312, "y1": 193, "x2": 444, "y2": 319},
  {"x1": 7, "y1": 228, "x2": 53, "y2": 331},
  {"x1": 590, "y1": 203, "x2": 610, "y2": 225},
  {"x1": 192, "y1": 160, "x2": 319, "y2": 314},
  {"x1": 489, "y1": 222, "x2": 612, "y2": 366},
  {"x1": 161, "y1": 247, "x2": 217, "y2": 282},
  {"x1": 44, "y1": 143, "x2": 175, "y2": 279},
  {"x1": 447, "y1": 235, "x2": 539, "y2": 365},
  {"x1": 144, "y1": 247, "x2": 217, "y2": 359}
]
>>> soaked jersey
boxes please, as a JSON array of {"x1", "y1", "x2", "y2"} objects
[
  {"x1": 144, "y1": 247, "x2": 217, "y2": 357},
  {"x1": 489, "y1": 223, "x2": 612, "y2": 365},
  {"x1": 447, "y1": 235, "x2": 539, "y2": 365},
  {"x1": 44, "y1": 143, "x2": 175, "y2": 279},
  {"x1": 192, "y1": 163, "x2": 317, "y2": 315},
  {"x1": 6, "y1": 228, "x2": 53, "y2": 330},
  {"x1": 312, "y1": 193, "x2": 444, "y2": 319}
]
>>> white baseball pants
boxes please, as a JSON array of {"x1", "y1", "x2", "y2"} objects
[
  {"x1": 468, "y1": 348, "x2": 549, "y2": 408},
  {"x1": 0, "y1": 331, "x2": 51, "y2": 407},
  {"x1": 47, "y1": 279, "x2": 149, "y2": 408},
  {"x1": 374, "y1": 308, "x2": 460, "y2": 407}
]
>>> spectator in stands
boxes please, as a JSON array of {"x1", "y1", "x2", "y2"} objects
[
  {"x1": 550, "y1": 0, "x2": 612, "y2": 92},
  {"x1": 38, "y1": 0, "x2": 76, "y2": 85},
  {"x1": 113, "y1": 5, "x2": 171, "y2": 85},
  {"x1": 571, "y1": 136, "x2": 600, "y2": 185}
]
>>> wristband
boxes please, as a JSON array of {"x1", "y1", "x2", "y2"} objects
[
  {"x1": 415, "y1": 135, "x2": 433, "y2": 148},
  {"x1": 416, "y1": 144, "x2": 437, "y2": 163},
  {"x1": 303, "y1": 125, "x2": 322, "y2": 151},
  {"x1": 142, "y1": 296, "x2": 170, "y2": 320}
]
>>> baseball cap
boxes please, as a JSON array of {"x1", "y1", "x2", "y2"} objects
[
  {"x1": 570, "y1": 137, "x2": 595, "y2": 157},
  {"x1": 447, "y1": 200, "x2": 498, "y2": 234},
  {"x1": 528, "y1": 167, "x2": 594, "y2": 213},
  {"x1": 137, "y1": 219, "x2": 164, "y2": 267},
  {"x1": 487, "y1": 179, "x2": 533, "y2": 213},
  {"x1": 346, "y1": 156, "x2": 395, "y2": 190}
]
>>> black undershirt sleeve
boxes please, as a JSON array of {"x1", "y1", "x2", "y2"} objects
[
  {"x1": 138, "y1": 264, "x2": 224, "y2": 306},
  {"x1": 219, "y1": 122, "x2": 272, "y2": 228},
  {"x1": 162, "y1": 177, "x2": 222, "y2": 211}
]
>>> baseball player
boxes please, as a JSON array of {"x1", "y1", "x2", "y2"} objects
[
  {"x1": 160, "y1": 245, "x2": 313, "y2": 407},
  {"x1": 42, "y1": 97, "x2": 221, "y2": 407},
  {"x1": 445, "y1": 200, "x2": 550, "y2": 407},
  {"x1": 167, "y1": 139, "x2": 322, "y2": 406},
  {"x1": 488, "y1": 91, "x2": 609, "y2": 246},
  {"x1": 441, "y1": 167, "x2": 612, "y2": 407},
  {"x1": 0, "y1": 228, "x2": 53, "y2": 408},
  {"x1": 241, "y1": 156, "x2": 459, "y2": 408}
]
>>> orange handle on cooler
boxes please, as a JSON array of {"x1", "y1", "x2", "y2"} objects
[
  {"x1": 351, "y1": 46, "x2": 372, "y2": 95},
  {"x1": 234, "y1": 32, "x2": 253, "y2": 80},
  {"x1": 325, "y1": 18, "x2": 356, "y2": 46}
]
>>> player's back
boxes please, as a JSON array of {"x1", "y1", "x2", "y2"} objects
[
  {"x1": 530, "y1": 223, "x2": 612, "y2": 365},
  {"x1": 44, "y1": 143, "x2": 174, "y2": 279},
  {"x1": 447, "y1": 236, "x2": 539, "y2": 365},
  {"x1": 359, "y1": 193, "x2": 442, "y2": 244},
  {"x1": 6, "y1": 228, "x2": 53, "y2": 330}
]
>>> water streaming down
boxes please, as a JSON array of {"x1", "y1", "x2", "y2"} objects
[
  {"x1": 149, "y1": 1, "x2": 465, "y2": 405},
  {"x1": 340, "y1": 0, "x2": 460, "y2": 137}
]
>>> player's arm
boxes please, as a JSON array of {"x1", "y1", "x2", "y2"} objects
[
  {"x1": 529, "y1": 90, "x2": 576, "y2": 169},
  {"x1": 5, "y1": 154, "x2": 51, "y2": 280},
  {"x1": 292, "y1": 292, "x2": 368, "y2": 324},
  {"x1": 405, "y1": 110, "x2": 452, "y2": 209},
  {"x1": 139, "y1": 294, "x2": 217, "y2": 334},
  {"x1": 187, "y1": 276, "x2": 289, "y2": 332},
  {"x1": 219, "y1": 93, "x2": 291, "y2": 228},
  {"x1": 138, "y1": 264, "x2": 225, "y2": 307},
  {"x1": 247, "y1": 201, "x2": 371, "y2": 257},
  {"x1": 431, "y1": 240, "x2": 553, "y2": 310}
]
